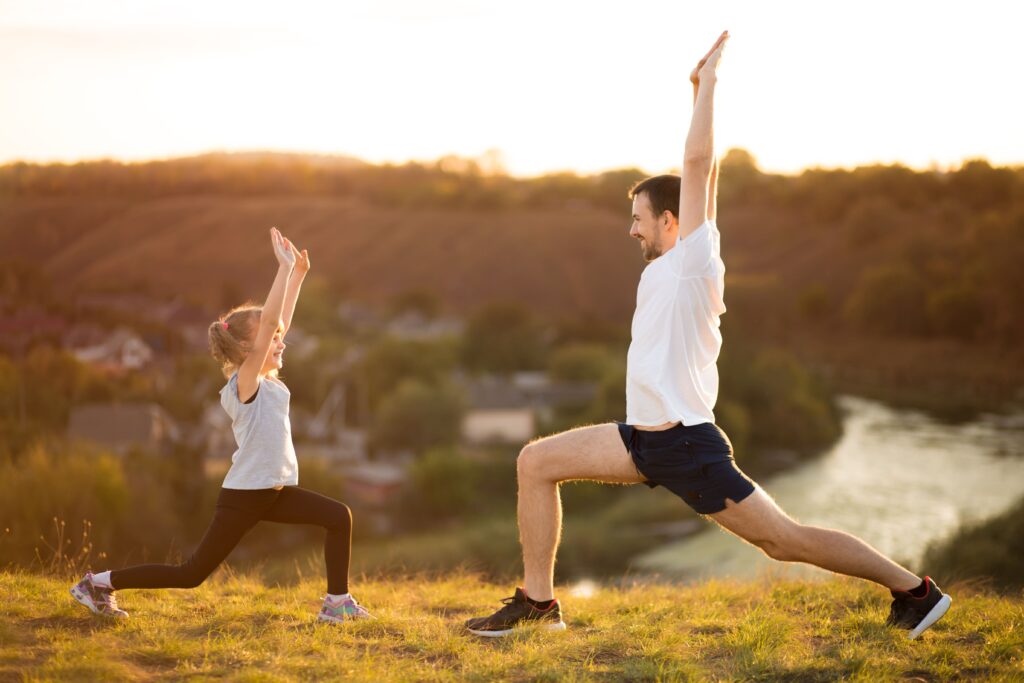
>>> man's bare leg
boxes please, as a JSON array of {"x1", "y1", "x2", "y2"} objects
[
  {"x1": 516, "y1": 423, "x2": 646, "y2": 601},
  {"x1": 710, "y1": 487, "x2": 920, "y2": 591}
]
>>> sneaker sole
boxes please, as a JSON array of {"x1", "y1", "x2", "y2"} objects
[
  {"x1": 908, "y1": 594, "x2": 952, "y2": 640},
  {"x1": 317, "y1": 615, "x2": 373, "y2": 624},
  {"x1": 468, "y1": 621, "x2": 566, "y2": 637}
]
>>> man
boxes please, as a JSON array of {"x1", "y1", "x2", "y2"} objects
[{"x1": 465, "y1": 32, "x2": 951, "y2": 641}]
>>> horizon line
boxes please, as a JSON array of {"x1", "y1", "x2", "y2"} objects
[{"x1": 1, "y1": 148, "x2": 1021, "y2": 179}]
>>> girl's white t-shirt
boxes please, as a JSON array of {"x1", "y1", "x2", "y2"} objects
[
  {"x1": 625, "y1": 219, "x2": 726, "y2": 426},
  {"x1": 219, "y1": 373, "x2": 299, "y2": 489}
]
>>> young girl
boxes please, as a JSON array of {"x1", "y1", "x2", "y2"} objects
[{"x1": 71, "y1": 227, "x2": 371, "y2": 623}]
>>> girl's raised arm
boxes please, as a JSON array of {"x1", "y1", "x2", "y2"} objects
[
  {"x1": 280, "y1": 239, "x2": 310, "y2": 339},
  {"x1": 237, "y1": 227, "x2": 295, "y2": 401}
]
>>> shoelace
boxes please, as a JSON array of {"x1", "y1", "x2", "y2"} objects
[
  {"x1": 493, "y1": 595, "x2": 524, "y2": 617},
  {"x1": 100, "y1": 588, "x2": 120, "y2": 611},
  {"x1": 322, "y1": 596, "x2": 359, "y2": 611}
]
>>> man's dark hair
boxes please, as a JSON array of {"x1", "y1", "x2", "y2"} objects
[{"x1": 628, "y1": 174, "x2": 681, "y2": 219}]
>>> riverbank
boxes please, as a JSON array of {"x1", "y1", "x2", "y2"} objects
[
  {"x1": 784, "y1": 333, "x2": 1024, "y2": 419},
  {"x1": 3, "y1": 571, "x2": 1018, "y2": 681}
]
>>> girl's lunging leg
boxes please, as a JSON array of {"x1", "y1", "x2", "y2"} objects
[
  {"x1": 263, "y1": 486, "x2": 352, "y2": 595},
  {"x1": 110, "y1": 489, "x2": 269, "y2": 589}
]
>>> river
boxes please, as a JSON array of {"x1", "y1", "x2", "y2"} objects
[{"x1": 632, "y1": 395, "x2": 1024, "y2": 580}]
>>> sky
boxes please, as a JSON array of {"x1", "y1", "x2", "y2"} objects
[{"x1": 1, "y1": 0, "x2": 1022, "y2": 176}]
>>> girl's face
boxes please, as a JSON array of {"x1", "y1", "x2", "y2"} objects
[{"x1": 254, "y1": 319, "x2": 287, "y2": 375}]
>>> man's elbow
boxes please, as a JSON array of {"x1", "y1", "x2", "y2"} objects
[{"x1": 683, "y1": 153, "x2": 714, "y2": 177}]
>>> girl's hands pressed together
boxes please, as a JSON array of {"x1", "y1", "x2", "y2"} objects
[
  {"x1": 289, "y1": 239, "x2": 311, "y2": 275},
  {"x1": 271, "y1": 227, "x2": 297, "y2": 269}
]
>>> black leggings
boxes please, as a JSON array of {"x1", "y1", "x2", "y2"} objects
[{"x1": 110, "y1": 486, "x2": 352, "y2": 594}]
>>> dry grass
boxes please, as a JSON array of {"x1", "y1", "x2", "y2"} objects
[{"x1": 2, "y1": 569, "x2": 1021, "y2": 682}]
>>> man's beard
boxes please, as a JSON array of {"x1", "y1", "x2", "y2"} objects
[{"x1": 640, "y1": 239, "x2": 662, "y2": 262}]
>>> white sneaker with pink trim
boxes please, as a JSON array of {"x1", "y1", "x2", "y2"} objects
[
  {"x1": 317, "y1": 594, "x2": 372, "y2": 623},
  {"x1": 70, "y1": 572, "x2": 129, "y2": 618}
]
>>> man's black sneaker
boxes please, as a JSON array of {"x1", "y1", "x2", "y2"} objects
[
  {"x1": 465, "y1": 588, "x2": 566, "y2": 637},
  {"x1": 886, "y1": 576, "x2": 952, "y2": 640}
]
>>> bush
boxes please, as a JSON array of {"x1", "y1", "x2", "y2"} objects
[
  {"x1": 359, "y1": 338, "x2": 458, "y2": 412},
  {"x1": 405, "y1": 447, "x2": 481, "y2": 520},
  {"x1": 0, "y1": 443, "x2": 184, "y2": 574},
  {"x1": 843, "y1": 196, "x2": 898, "y2": 247},
  {"x1": 370, "y1": 380, "x2": 465, "y2": 454},
  {"x1": 923, "y1": 494, "x2": 1024, "y2": 592},
  {"x1": 797, "y1": 284, "x2": 831, "y2": 321},
  {"x1": 462, "y1": 302, "x2": 547, "y2": 374},
  {"x1": 844, "y1": 263, "x2": 928, "y2": 335},
  {"x1": 547, "y1": 344, "x2": 614, "y2": 382},
  {"x1": 721, "y1": 348, "x2": 840, "y2": 455},
  {"x1": 926, "y1": 283, "x2": 984, "y2": 339}
]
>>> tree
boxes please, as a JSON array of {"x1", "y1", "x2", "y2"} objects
[
  {"x1": 547, "y1": 344, "x2": 613, "y2": 382},
  {"x1": 843, "y1": 195, "x2": 898, "y2": 247},
  {"x1": 927, "y1": 283, "x2": 984, "y2": 340},
  {"x1": 844, "y1": 264, "x2": 928, "y2": 336},
  {"x1": 371, "y1": 380, "x2": 464, "y2": 454},
  {"x1": 406, "y1": 447, "x2": 480, "y2": 518},
  {"x1": 462, "y1": 302, "x2": 546, "y2": 374},
  {"x1": 389, "y1": 288, "x2": 441, "y2": 319},
  {"x1": 360, "y1": 338, "x2": 457, "y2": 412}
]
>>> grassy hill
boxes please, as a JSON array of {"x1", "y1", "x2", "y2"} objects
[
  {"x1": 1, "y1": 195, "x2": 643, "y2": 320},
  {"x1": 2, "y1": 570, "x2": 1021, "y2": 681}
]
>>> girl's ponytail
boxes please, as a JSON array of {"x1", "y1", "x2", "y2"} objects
[{"x1": 208, "y1": 305, "x2": 261, "y2": 378}]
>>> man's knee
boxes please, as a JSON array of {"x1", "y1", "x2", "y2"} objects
[{"x1": 517, "y1": 440, "x2": 557, "y2": 482}]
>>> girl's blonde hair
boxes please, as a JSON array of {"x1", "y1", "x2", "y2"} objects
[{"x1": 208, "y1": 304, "x2": 262, "y2": 379}]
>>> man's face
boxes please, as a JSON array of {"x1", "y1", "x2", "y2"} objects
[{"x1": 629, "y1": 193, "x2": 667, "y2": 262}]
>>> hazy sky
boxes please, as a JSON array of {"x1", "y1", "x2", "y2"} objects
[{"x1": 2, "y1": 0, "x2": 1021, "y2": 176}]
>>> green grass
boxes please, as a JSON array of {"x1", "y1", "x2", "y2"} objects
[{"x1": 2, "y1": 570, "x2": 1022, "y2": 682}]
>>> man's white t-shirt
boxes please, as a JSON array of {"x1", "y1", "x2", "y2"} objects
[{"x1": 625, "y1": 218, "x2": 726, "y2": 426}]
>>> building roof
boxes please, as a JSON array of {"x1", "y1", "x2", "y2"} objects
[{"x1": 68, "y1": 403, "x2": 180, "y2": 452}]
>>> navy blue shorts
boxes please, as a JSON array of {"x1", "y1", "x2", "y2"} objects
[{"x1": 617, "y1": 421, "x2": 756, "y2": 514}]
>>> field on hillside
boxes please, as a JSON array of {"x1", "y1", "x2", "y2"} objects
[
  {"x1": 0, "y1": 196, "x2": 643, "y2": 320},
  {"x1": 2, "y1": 571, "x2": 1021, "y2": 682}
]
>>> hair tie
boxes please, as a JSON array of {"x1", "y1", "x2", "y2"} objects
[{"x1": 221, "y1": 321, "x2": 229, "y2": 330}]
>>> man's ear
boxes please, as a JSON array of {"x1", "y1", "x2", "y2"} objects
[{"x1": 661, "y1": 210, "x2": 676, "y2": 227}]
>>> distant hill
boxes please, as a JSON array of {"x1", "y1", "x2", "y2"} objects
[
  {"x1": 2, "y1": 152, "x2": 1022, "y2": 408},
  {"x1": 1, "y1": 194, "x2": 643, "y2": 321}
]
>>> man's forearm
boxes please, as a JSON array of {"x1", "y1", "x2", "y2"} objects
[
  {"x1": 706, "y1": 154, "x2": 719, "y2": 221},
  {"x1": 684, "y1": 77, "x2": 716, "y2": 169}
]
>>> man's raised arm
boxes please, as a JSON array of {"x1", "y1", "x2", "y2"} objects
[{"x1": 679, "y1": 31, "x2": 728, "y2": 238}]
